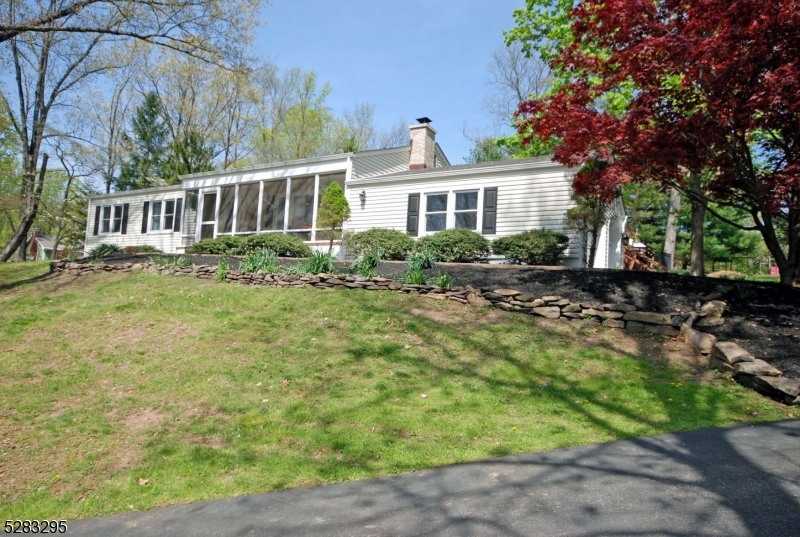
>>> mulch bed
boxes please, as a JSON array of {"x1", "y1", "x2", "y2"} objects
[{"x1": 95, "y1": 254, "x2": 800, "y2": 378}]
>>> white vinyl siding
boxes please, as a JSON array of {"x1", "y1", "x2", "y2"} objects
[
  {"x1": 85, "y1": 186, "x2": 185, "y2": 255},
  {"x1": 352, "y1": 148, "x2": 411, "y2": 179},
  {"x1": 345, "y1": 163, "x2": 585, "y2": 266}
]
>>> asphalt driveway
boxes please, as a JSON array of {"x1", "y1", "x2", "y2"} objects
[{"x1": 67, "y1": 419, "x2": 800, "y2": 537}]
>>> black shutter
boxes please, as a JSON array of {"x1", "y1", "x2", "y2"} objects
[
  {"x1": 93, "y1": 206, "x2": 101, "y2": 236},
  {"x1": 141, "y1": 201, "x2": 150, "y2": 234},
  {"x1": 121, "y1": 203, "x2": 130, "y2": 235},
  {"x1": 407, "y1": 193, "x2": 420, "y2": 237},
  {"x1": 173, "y1": 198, "x2": 183, "y2": 232},
  {"x1": 482, "y1": 187, "x2": 498, "y2": 235}
]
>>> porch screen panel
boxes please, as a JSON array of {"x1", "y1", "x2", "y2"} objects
[
  {"x1": 218, "y1": 186, "x2": 235, "y2": 233},
  {"x1": 289, "y1": 176, "x2": 314, "y2": 231},
  {"x1": 183, "y1": 190, "x2": 198, "y2": 237},
  {"x1": 261, "y1": 179, "x2": 287, "y2": 231},
  {"x1": 236, "y1": 183, "x2": 259, "y2": 233}
]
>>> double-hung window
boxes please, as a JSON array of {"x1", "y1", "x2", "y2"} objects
[
  {"x1": 425, "y1": 193, "x2": 448, "y2": 232},
  {"x1": 454, "y1": 191, "x2": 478, "y2": 230},
  {"x1": 150, "y1": 199, "x2": 176, "y2": 232},
  {"x1": 423, "y1": 191, "x2": 480, "y2": 233},
  {"x1": 100, "y1": 205, "x2": 123, "y2": 234}
]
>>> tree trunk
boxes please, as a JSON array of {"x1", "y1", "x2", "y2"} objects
[
  {"x1": 689, "y1": 171, "x2": 706, "y2": 277},
  {"x1": 588, "y1": 227, "x2": 600, "y2": 268},
  {"x1": 663, "y1": 187, "x2": 681, "y2": 270},
  {"x1": 0, "y1": 155, "x2": 49, "y2": 262},
  {"x1": 51, "y1": 170, "x2": 75, "y2": 261}
]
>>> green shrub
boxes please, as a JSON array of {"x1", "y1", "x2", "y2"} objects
[
  {"x1": 491, "y1": 229, "x2": 570, "y2": 265},
  {"x1": 416, "y1": 228, "x2": 490, "y2": 263},
  {"x1": 347, "y1": 228, "x2": 415, "y2": 260},
  {"x1": 239, "y1": 249, "x2": 280, "y2": 274},
  {"x1": 349, "y1": 246, "x2": 382, "y2": 278},
  {"x1": 187, "y1": 236, "x2": 247, "y2": 255},
  {"x1": 87, "y1": 243, "x2": 122, "y2": 260},
  {"x1": 244, "y1": 233, "x2": 312, "y2": 258}
]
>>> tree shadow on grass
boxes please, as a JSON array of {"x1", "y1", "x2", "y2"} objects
[{"x1": 66, "y1": 287, "x2": 800, "y2": 536}]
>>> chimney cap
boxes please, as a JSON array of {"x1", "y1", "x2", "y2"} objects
[{"x1": 416, "y1": 117, "x2": 432, "y2": 125}]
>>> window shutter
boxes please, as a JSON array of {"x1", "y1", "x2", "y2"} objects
[
  {"x1": 173, "y1": 198, "x2": 183, "y2": 232},
  {"x1": 407, "y1": 193, "x2": 420, "y2": 237},
  {"x1": 141, "y1": 201, "x2": 150, "y2": 234},
  {"x1": 93, "y1": 206, "x2": 101, "y2": 236},
  {"x1": 482, "y1": 187, "x2": 498, "y2": 235},
  {"x1": 121, "y1": 204, "x2": 130, "y2": 235}
]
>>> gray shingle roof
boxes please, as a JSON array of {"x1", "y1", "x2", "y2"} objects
[{"x1": 377, "y1": 156, "x2": 554, "y2": 178}]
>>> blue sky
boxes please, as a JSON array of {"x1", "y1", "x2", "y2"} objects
[{"x1": 255, "y1": 0, "x2": 526, "y2": 163}]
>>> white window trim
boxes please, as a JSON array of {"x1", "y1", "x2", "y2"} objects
[
  {"x1": 148, "y1": 198, "x2": 179, "y2": 234},
  {"x1": 98, "y1": 204, "x2": 124, "y2": 235},
  {"x1": 421, "y1": 189, "x2": 484, "y2": 236},
  {"x1": 453, "y1": 189, "x2": 480, "y2": 232}
]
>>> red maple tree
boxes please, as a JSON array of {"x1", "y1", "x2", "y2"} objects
[{"x1": 516, "y1": 0, "x2": 800, "y2": 285}]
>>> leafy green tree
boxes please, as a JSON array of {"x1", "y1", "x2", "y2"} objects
[
  {"x1": 465, "y1": 137, "x2": 511, "y2": 164},
  {"x1": 166, "y1": 129, "x2": 214, "y2": 180},
  {"x1": 316, "y1": 182, "x2": 350, "y2": 252},
  {"x1": 117, "y1": 92, "x2": 171, "y2": 190}
]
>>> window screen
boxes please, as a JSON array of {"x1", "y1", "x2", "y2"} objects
[
  {"x1": 289, "y1": 176, "x2": 314, "y2": 231},
  {"x1": 261, "y1": 180, "x2": 286, "y2": 231},
  {"x1": 237, "y1": 183, "x2": 259, "y2": 233},
  {"x1": 218, "y1": 186, "x2": 235, "y2": 233}
]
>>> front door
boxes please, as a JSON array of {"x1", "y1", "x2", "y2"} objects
[{"x1": 200, "y1": 192, "x2": 217, "y2": 239}]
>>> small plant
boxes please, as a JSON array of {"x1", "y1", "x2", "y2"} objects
[
  {"x1": 66, "y1": 252, "x2": 78, "y2": 262},
  {"x1": 433, "y1": 272, "x2": 455, "y2": 289},
  {"x1": 239, "y1": 248, "x2": 280, "y2": 274},
  {"x1": 402, "y1": 250, "x2": 434, "y2": 284},
  {"x1": 149, "y1": 255, "x2": 191, "y2": 268},
  {"x1": 406, "y1": 250, "x2": 435, "y2": 271},
  {"x1": 216, "y1": 256, "x2": 230, "y2": 283},
  {"x1": 404, "y1": 267, "x2": 427, "y2": 285},
  {"x1": 289, "y1": 251, "x2": 336, "y2": 275},
  {"x1": 347, "y1": 228, "x2": 415, "y2": 260},
  {"x1": 734, "y1": 276, "x2": 753, "y2": 300},
  {"x1": 349, "y1": 246, "x2": 382, "y2": 277},
  {"x1": 303, "y1": 251, "x2": 336, "y2": 274},
  {"x1": 87, "y1": 243, "x2": 122, "y2": 261}
]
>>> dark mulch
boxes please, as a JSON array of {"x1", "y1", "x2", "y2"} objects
[{"x1": 79, "y1": 254, "x2": 800, "y2": 378}]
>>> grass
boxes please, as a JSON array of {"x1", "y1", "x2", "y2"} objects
[{"x1": 0, "y1": 262, "x2": 790, "y2": 520}]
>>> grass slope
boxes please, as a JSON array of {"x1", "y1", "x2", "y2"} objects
[{"x1": 0, "y1": 262, "x2": 789, "y2": 520}]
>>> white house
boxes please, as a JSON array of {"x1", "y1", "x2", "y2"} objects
[{"x1": 84, "y1": 118, "x2": 625, "y2": 268}]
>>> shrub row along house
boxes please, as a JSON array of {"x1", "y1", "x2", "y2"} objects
[{"x1": 84, "y1": 118, "x2": 626, "y2": 267}]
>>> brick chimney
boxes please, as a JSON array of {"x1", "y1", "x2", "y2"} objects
[{"x1": 409, "y1": 117, "x2": 436, "y2": 170}]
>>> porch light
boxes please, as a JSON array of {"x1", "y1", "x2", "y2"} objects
[
  {"x1": 359, "y1": 190, "x2": 366, "y2": 202},
  {"x1": 621, "y1": 233, "x2": 630, "y2": 246}
]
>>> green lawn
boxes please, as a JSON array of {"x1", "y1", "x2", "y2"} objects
[{"x1": 0, "y1": 262, "x2": 789, "y2": 520}]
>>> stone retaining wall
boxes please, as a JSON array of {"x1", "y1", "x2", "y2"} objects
[{"x1": 50, "y1": 260, "x2": 799, "y2": 406}]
